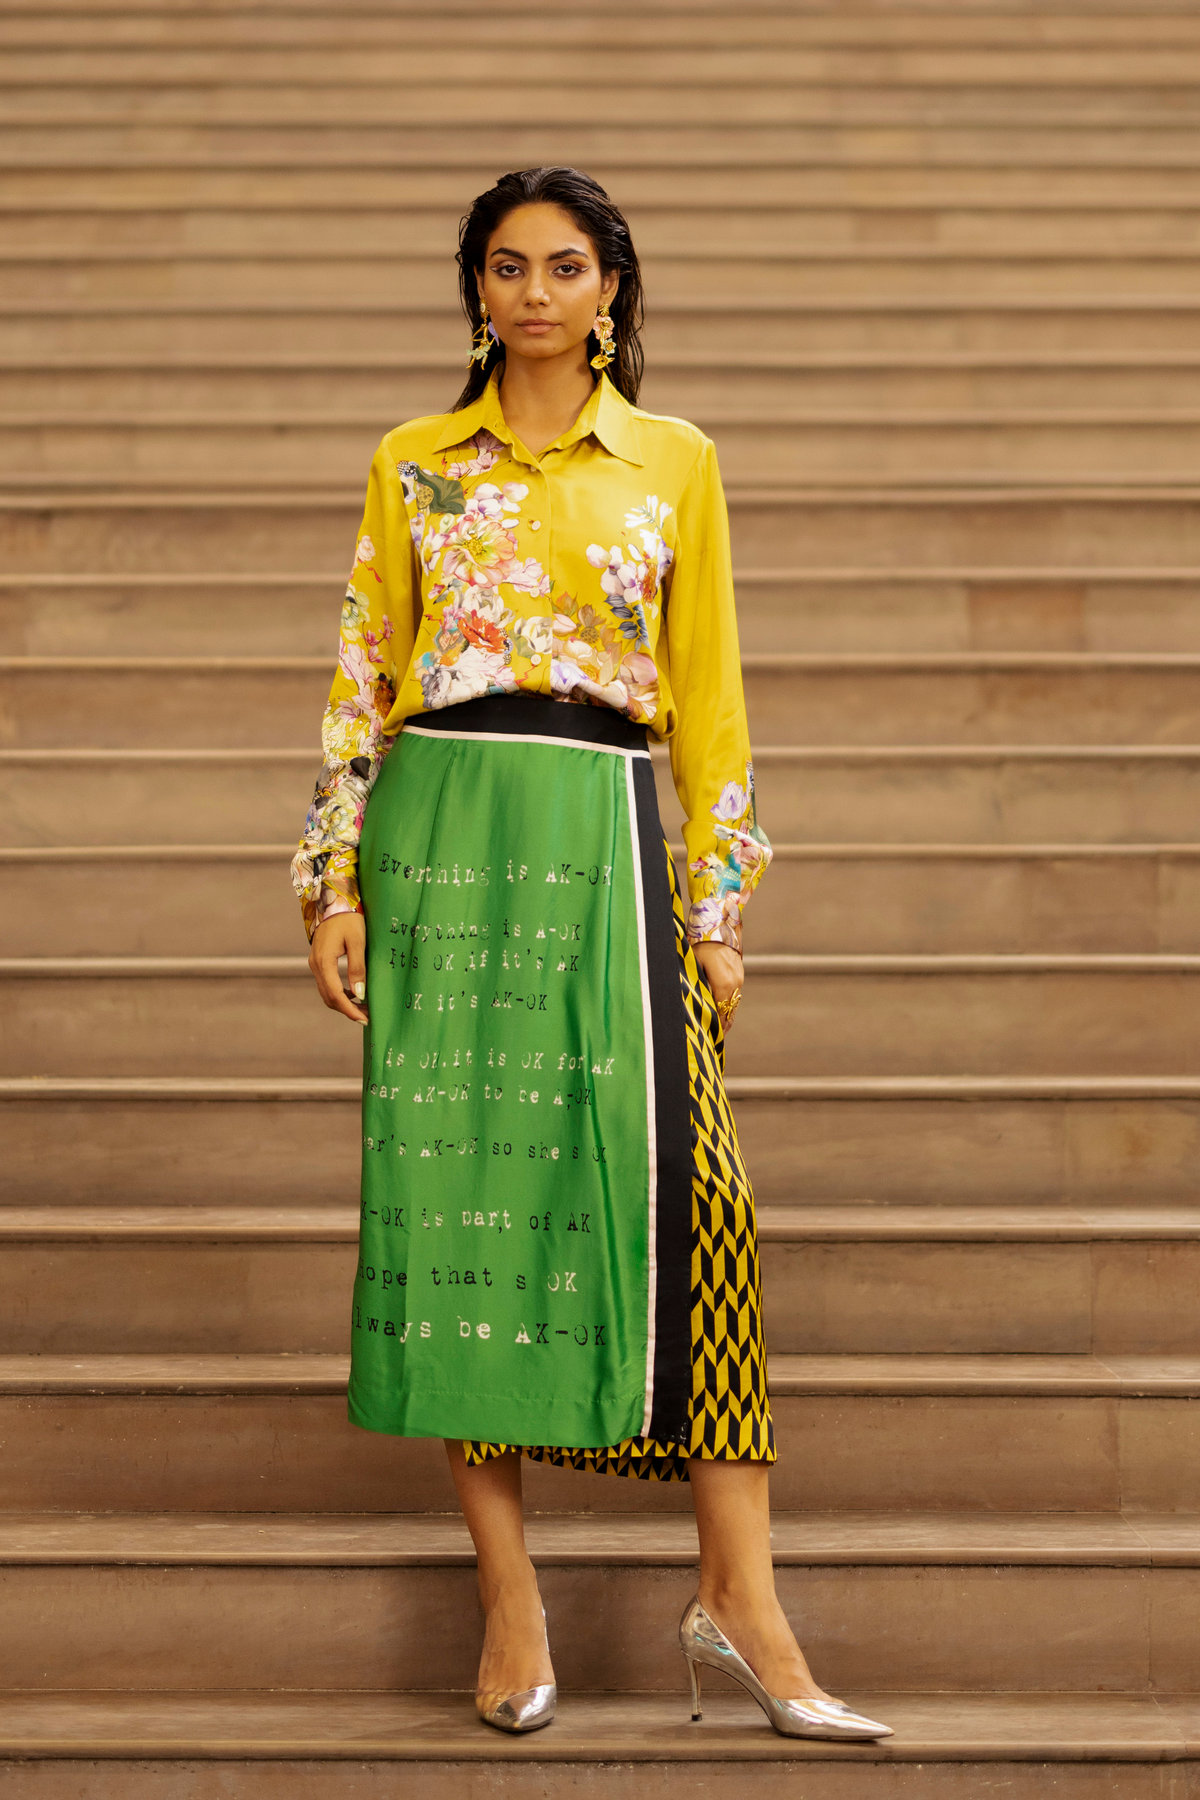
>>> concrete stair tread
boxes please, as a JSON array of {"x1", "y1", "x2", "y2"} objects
[
  {"x1": 22, "y1": 406, "x2": 1200, "y2": 425},
  {"x1": 14, "y1": 742, "x2": 1200, "y2": 762},
  {"x1": 13, "y1": 296, "x2": 1200, "y2": 335},
  {"x1": 0, "y1": 1689, "x2": 1196, "y2": 1763},
  {"x1": 4, "y1": 1350, "x2": 1200, "y2": 1396},
  {"x1": 17, "y1": 351, "x2": 1200, "y2": 371},
  {"x1": 14, "y1": 100, "x2": 1200, "y2": 127},
  {"x1": 10, "y1": 950, "x2": 1200, "y2": 974},
  {"x1": 3, "y1": 1508, "x2": 1200, "y2": 1567},
  {"x1": 12, "y1": 563, "x2": 1200, "y2": 583},
  {"x1": 15, "y1": 136, "x2": 1200, "y2": 166},
  {"x1": 24, "y1": 43, "x2": 1200, "y2": 78},
  {"x1": 10, "y1": 7, "x2": 1200, "y2": 40},
  {"x1": 12, "y1": 10, "x2": 1200, "y2": 45},
  {"x1": 3, "y1": 1202, "x2": 1198, "y2": 1243},
  {"x1": 17, "y1": 650, "x2": 1200, "y2": 670},
  {"x1": 14, "y1": 478, "x2": 1200, "y2": 502},
  {"x1": 760, "y1": 1204, "x2": 1200, "y2": 1240},
  {"x1": 10, "y1": 840, "x2": 1200, "y2": 859},
  {"x1": 16, "y1": 742, "x2": 1200, "y2": 761},
  {"x1": 9, "y1": 1073, "x2": 1200, "y2": 1099},
  {"x1": 9, "y1": 840, "x2": 1200, "y2": 862},
  {"x1": 32, "y1": 242, "x2": 1200, "y2": 262}
]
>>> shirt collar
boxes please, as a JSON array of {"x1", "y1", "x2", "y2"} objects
[{"x1": 432, "y1": 367, "x2": 643, "y2": 467}]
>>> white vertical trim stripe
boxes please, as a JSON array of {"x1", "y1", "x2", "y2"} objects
[{"x1": 625, "y1": 754, "x2": 659, "y2": 1438}]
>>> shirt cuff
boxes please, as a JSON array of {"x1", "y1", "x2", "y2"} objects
[{"x1": 686, "y1": 898, "x2": 743, "y2": 952}]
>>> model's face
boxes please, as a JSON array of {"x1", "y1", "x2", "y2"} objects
[{"x1": 477, "y1": 202, "x2": 619, "y2": 368}]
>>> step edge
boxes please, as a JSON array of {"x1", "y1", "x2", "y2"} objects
[{"x1": 3, "y1": 1203, "x2": 1198, "y2": 1242}]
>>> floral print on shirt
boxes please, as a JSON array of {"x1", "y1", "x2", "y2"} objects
[
  {"x1": 401, "y1": 451, "x2": 552, "y2": 710},
  {"x1": 552, "y1": 495, "x2": 672, "y2": 723},
  {"x1": 291, "y1": 553, "x2": 398, "y2": 939},
  {"x1": 687, "y1": 761, "x2": 773, "y2": 948}
]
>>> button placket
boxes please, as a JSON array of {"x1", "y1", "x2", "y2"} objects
[{"x1": 524, "y1": 468, "x2": 551, "y2": 690}]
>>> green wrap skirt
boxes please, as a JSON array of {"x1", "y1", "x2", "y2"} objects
[{"x1": 352, "y1": 693, "x2": 773, "y2": 1480}]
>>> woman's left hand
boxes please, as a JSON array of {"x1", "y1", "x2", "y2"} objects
[{"x1": 692, "y1": 940, "x2": 744, "y2": 1032}]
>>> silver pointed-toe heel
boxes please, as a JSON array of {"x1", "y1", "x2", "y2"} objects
[
  {"x1": 679, "y1": 1596, "x2": 892, "y2": 1741},
  {"x1": 476, "y1": 1684, "x2": 557, "y2": 1733}
]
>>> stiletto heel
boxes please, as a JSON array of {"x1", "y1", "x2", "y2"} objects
[
  {"x1": 687, "y1": 1655, "x2": 703, "y2": 1721},
  {"x1": 678, "y1": 1596, "x2": 892, "y2": 1742}
]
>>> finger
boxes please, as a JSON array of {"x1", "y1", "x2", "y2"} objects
[
  {"x1": 313, "y1": 941, "x2": 368, "y2": 1023},
  {"x1": 345, "y1": 935, "x2": 368, "y2": 1011}
]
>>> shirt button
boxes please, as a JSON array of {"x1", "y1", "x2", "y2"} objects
[
  {"x1": 529, "y1": 520, "x2": 541, "y2": 531},
  {"x1": 531, "y1": 654, "x2": 542, "y2": 666}
]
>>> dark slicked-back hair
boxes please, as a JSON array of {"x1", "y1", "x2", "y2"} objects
[{"x1": 453, "y1": 166, "x2": 644, "y2": 411}]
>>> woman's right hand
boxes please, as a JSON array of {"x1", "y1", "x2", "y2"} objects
[{"x1": 309, "y1": 911, "x2": 369, "y2": 1024}]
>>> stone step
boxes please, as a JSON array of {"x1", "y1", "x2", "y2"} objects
[
  {"x1": 16, "y1": 351, "x2": 1200, "y2": 414},
  {"x1": 9, "y1": 485, "x2": 1200, "y2": 573},
  {"x1": 12, "y1": 410, "x2": 1200, "y2": 486},
  {"x1": 12, "y1": 653, "x2": 1200, "y2": 750},
  {"x1": 742, "y1": 654, "x2": 1200, "y2": 745},
  {"x1": 760, "y1": 1208, "x2": 1200, "y2": 1356},
  {"x1": 6, "y1": 951, "x2": 1200, "y2": 1078},
  {"x1": 21, "y1": 44, "x2": 1200, "y2": 84},
  {"x1": 13, "y1": 84, "x2": 1200, "y2": 131},
  {"x1": 3, "y1": 1204, "x2": 1198, "y2": 1356},
  {"x1": 734, "y1": 954, "x2": 1200, "y2": 1078},
  {"x1": 4, "y1": 747, "x2": 321, "y2": 846},
  {"x1": 745, "y1": 846, "x2": 1200, "y2": 954},
  {"x1": 3, "y1": 1694, "x2": 1198, "y2": 1800},
  {"x1": 727, "y1": 569, "x2": 1200, "y2": 655},
  {"x1": 13, "y1": 120, "x2": 1200, "y2": 176},
  {"x1": 6, "y1": 568, "x2": 1200, "y2": 659},
  {"x1": 11, "y1": 743, "x2": 1200, "y2": 849},
  {"x1": 15, "y1": 162, "x2": 1200, "y2": 209},
  {"x1": 5, "y1": 1074, "x2": 1199, "y2": 1211},
  {"x1": 734, "y1": 747, "x2": 1200, "y2": 846},
  {"x1": 13, "y1": 249, "x2": 1200, "y2": 308},
  {"x1": 3, "y1": 1693, "x2": 1199, "y2": 1800},
  {"x1": 15, "y1": 204, "x2": 1200, "y2": 257},
  {"x1": 1, "y1": 1351, "x2": 1195, "y2": 1514},
  {"x1": 10, "y1": 8, "x2": 1200, "y2": 46},
  {"x1": 0, "y1": 1510, "x2": 1197, "y2": 1699},
  {"x1": 7, "y1": 300, "x2": 1200, "y2": 359},
  {"x1": 11, "y1": 843, "x2": 1200, "y2": 958}
]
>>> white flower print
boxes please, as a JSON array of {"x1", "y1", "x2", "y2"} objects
[
  {"x1": 444, "y1": 428, "x2": 504, "y2": 481},
  {"x1": 712, "y1": 779, "x2": 751, "y2": 823}
]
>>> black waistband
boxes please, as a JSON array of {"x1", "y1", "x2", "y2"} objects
[{"x1": 404, "y1": 694, "x2": 650, "y2": 753}]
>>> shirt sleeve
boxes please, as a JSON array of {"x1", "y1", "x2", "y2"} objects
[
  {"x1": 290, "y1": 436, "x2": 417, "y2": 942},
  {"x1": 663, "y1": 436, "x2": 773, "y2": 950}
]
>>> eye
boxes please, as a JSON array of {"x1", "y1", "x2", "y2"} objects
[
  {"x1": 554, "y1": 261, "x2": 586, "y2": 277},
  {"x1": 491, "y1": 260, "x2": 522, "y2": 278}
]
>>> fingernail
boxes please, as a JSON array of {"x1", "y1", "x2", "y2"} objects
[{"x1": 353, "y1": 982, "x2": 366, "y2": 999}]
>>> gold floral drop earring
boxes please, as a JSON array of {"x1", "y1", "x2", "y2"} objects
[
  {"x1": 590, "y1": 302, "x2": 615, "y2": 370},
  {"x1": 468, "y1": 299, "x2": 496, "y2": 368}
]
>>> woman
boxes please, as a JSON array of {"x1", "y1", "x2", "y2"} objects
[{"x1": 292, "y1": 167, "x2": 890, "y2": 1744}]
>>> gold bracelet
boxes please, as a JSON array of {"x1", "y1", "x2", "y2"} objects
[{"x1": 715, "y1": 987, "x2": 743, "y2": 1033}]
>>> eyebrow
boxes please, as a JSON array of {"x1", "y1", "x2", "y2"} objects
[{"x1": 489, "y1": 245, "x2": 591, "y2": 260}]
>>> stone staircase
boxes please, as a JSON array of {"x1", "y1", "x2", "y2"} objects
[{"x1": 3, "y1": 1, "x2": 1200, "y2": 1792}]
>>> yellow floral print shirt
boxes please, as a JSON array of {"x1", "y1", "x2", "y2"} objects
[{"x1": 291, "y1": 369, "x2": 772, "y2": 948}]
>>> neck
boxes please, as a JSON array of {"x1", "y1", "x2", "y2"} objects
[{"x1": 497, "y1": 348, "x2": 597, "y2": 459}]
